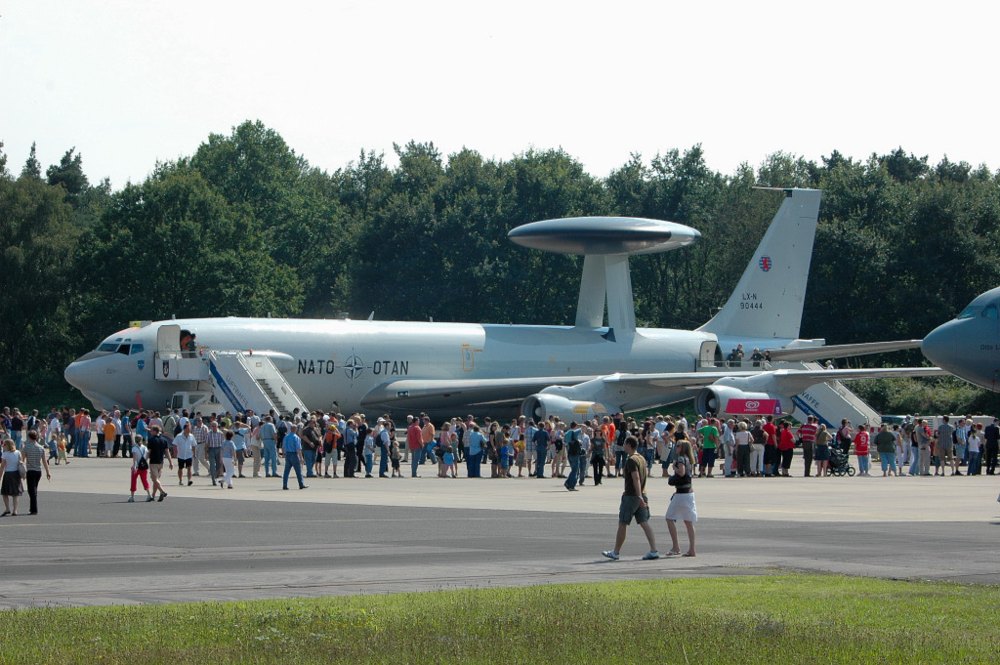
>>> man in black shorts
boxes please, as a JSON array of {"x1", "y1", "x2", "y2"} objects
[
  {"x1": 602, "y1": 436, "x2": 659, "y2": 561},
  {"x1": 173, "y1": 422, "x2": 197, "y2": 486},
  {"x1": 146, "y1": 425, "x2": 174, "y2": 502}
]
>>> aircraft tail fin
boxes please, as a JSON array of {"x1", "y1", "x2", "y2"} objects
[{"x1": 697, "y1": 188, "x2": 821, "y2": 341}]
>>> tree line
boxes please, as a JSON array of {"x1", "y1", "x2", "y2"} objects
[{"x1": 2, "y1": 122, "x2": 999, "y2": 413}]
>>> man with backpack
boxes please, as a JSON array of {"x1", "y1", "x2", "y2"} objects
[{"x1": 564, "y1": 421, "x2": 585, "y2": 491}]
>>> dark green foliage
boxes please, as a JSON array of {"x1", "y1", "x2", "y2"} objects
[
  {"x1": 20, "y1": 141, "x2": 42, "y2": 180},
  {"x1": 0, "y1": 174, "x2": 81, "y2": 396},
  {"x1": 74, "y1": 164, "x2": 303, "y2": 346},
  {"x1": 3, "y1": 121, "x2": 1000, "y2": 413},
  {"x1": 46, "y1": 147, "x2": 90, "y2": 206}
]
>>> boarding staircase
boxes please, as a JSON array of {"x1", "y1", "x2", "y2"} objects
[
  {"x1": 206, "y1": 350, "x2": 309, "y2": 416},
  {"x1": 788, "y1": 361, "x2": 881, "y2": 428},
  {"x1": 699, "y1": 359, "x2": 882, "y2": 427}
]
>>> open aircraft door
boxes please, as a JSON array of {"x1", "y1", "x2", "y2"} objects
[
  {"x1": 157, "y1": 324, "x2": 181, "y2": 359},
  {"x1": 699, "y1": 341, "x2": 719, "y2": 369},
  {"x1": 154, "y1": 323, "x2": 204, "y2": 381}
]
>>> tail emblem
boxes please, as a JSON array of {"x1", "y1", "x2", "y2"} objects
[{"x1": 758, "y1": 256, "x2": 773, "y2": 272}]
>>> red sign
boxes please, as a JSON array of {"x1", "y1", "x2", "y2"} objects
[{"x1": 725, "y1": 398, "x2": 782, "y2": 415}]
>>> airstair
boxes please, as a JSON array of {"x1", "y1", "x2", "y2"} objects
[
  {"x1": 788, "y1": 361, "x2": 881, "y2": 428},
  {"x1": 206, "y1": 350, "x2": 309, "y2": 416}
]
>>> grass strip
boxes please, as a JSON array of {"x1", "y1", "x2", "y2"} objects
[{"x1": 2, "y1": 573, "x2": 998, "y2": 664}]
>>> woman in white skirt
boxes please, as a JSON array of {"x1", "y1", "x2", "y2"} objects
[{"x1": 665, "y1": 459, "x2": 696, "y2": 557}]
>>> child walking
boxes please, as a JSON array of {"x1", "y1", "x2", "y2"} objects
[{"x1": 390, "y1": 438, "x2": 402, "y2": 477}]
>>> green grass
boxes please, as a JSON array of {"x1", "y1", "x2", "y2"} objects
[{"x1": 2, "y1": 574, "x2": 998, "y2": 664}]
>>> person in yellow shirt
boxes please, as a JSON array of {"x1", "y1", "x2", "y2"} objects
[{"x1": 103, "y1": 417, "x2": 117, "y2": 459}]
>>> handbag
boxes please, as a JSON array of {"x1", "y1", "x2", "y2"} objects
[{"x1": 18, "y1": 461, "x2": 26, "y2": 479}]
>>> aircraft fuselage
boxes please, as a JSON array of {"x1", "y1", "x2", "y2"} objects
[{"x1": 65, "y1": 317, "x2": 723, "y2": 416}]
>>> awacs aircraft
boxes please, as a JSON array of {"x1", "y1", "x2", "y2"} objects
[
  {"x1": 922, "y1": 286, "x2": 1000, "y2": 391},
  {"x1": 65, "y1": 189, "x2": 941, "y2": 423}
]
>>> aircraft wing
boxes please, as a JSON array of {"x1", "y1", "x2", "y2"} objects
[
  {"x1": 598, "y1": 366, "x2": 947, "y2": 393},
  {"x1": 362, "y1": 366, "x2": 946, "y2": 413},
  {"x1": 361, "y1": 376, "x2": 599, "y2": 411},
  {"x1": 766, "y1": 340, "x2": 923, "y2": 362}
]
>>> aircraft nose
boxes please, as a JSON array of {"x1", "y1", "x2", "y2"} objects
[
  {"x1": 64, "y1": 358, "x2": 91, "y2": 392},
  {"x1": 921, "y1": 322, "x2": 959, "y2": 370}
]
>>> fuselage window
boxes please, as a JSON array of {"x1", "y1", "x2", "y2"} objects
[
  {"x1": 983, "y1": 304, "x2": 998, "y2": 320},
  {"x1": 116, "y1": 344, "x2": 131, "y2": 355},
  {"x1": 131, "y1": 344, "x2": 145, "y2": 354}
]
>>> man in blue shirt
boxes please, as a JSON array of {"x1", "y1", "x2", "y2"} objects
[
  {"x1": 465, "y1": 424, "x2": 484, "y2": 478},
  {"x1": 377, "y1": 418, "x2": 391, "y2": 478},
  {"x1": 259, "y1": 416, "x2": 278, "y2": 478},
  {"x1": 282, "y1": 424, "x2": 308, "y2": 490},
  {"x1": 564, "y1": 421, "x2": 586, "y2": 491}
]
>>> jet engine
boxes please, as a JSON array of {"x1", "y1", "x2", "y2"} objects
[
  {"x1": 694, "y1": 384, "x2": 792, "y2": 417},
  {"x1": 520, "y1": 394, "x2": 609, "y2": 423}
]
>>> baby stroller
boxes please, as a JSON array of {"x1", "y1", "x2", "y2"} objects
[{"x1": 828, "y1": 446, "x2": 856, "y2": 477}]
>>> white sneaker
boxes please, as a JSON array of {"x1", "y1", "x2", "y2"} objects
[
  {"x1": 602, "y1": 550, "x2": 620, "y2": 561},
  {"x1": 642, "y1": 550, "x2": 660, "y2": 560}
]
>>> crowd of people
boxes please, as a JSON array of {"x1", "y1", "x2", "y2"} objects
[{"x1": 2, "y1": 404, "x2": 999, "y2": 518}]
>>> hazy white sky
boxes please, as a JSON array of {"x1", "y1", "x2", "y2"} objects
[{"x1": 2, "y1": 0, "x2": 997, "y2": 188}]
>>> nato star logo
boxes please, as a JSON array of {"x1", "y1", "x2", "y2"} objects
[{"x1": 344, "y1": 355, "x2": 364, "y2": 380}]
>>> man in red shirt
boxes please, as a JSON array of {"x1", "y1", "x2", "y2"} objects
[
  {"x1": 762, "y1": 415, "x2": 778, "y2": 476},
  {"x1": 407, "y1": 415, "x2": 424, "y2": 478},
  {"x1": 797, "y1": 416, "x2": 819, "y2": 477},
  {"x1": 777, "y1": 421, "x2": 796, "y2": 476}
]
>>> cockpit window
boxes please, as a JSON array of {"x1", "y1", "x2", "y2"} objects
[
  {"x1": 957, "y1": 305, "x2": 981, "y2": 319},
  {"x1": 131, "y1": 344, "x2": 144, "y2": 354},
  {"x1": 98, "y1": 342, "x2": 118, "y2": 352},
  {"x1": 116, "y1": 344, "x2": 131, "y2": 355},
  {"x1": 983, "y1": 304, "x2": 998, "y2": 320}
]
